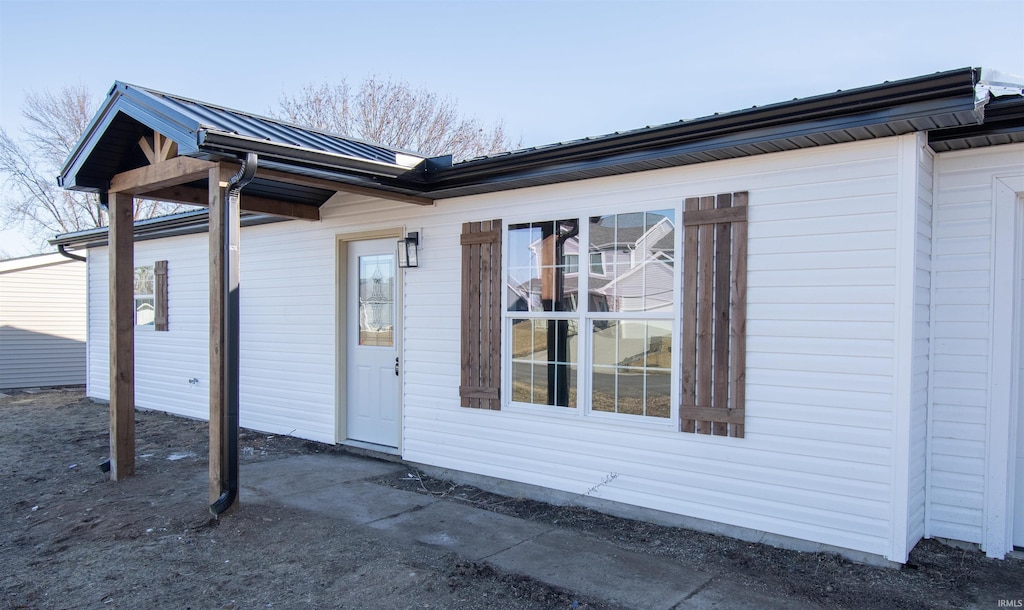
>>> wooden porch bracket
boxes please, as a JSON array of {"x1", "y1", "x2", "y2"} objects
[
  {"x1": 108, "y1": 191, "x2": 135, "y2": 480},
  {"x1": 107, "y1": 156, "x2": 430, "y2": 222},
  {"x1": 143, "y1": 184, "x2": 321, "y2": 221},
  {"x1": 109, "y1": 157, "x2": 216, "y2": 194}
]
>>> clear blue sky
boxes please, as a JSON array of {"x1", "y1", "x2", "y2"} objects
[{"x1": 1, "y1": 0, "x2": 1022, "y2": 256}]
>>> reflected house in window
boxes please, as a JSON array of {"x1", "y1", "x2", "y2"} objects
[
  {"x1": 507, "y1": 213, "x2": 675, "y2": 317},
  {"x1": 135, "y1": 301, "x2": 155, "y2": 326},
  {"x1": 506, "y1": 212, "x2": 676, "y2": 411}
]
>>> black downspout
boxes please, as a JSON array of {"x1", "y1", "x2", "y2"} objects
[
  {"x1": 57, "y1": 244, "x2": 87, "y2": 262},
  {"x1": 210, "y1": 153, "x2": 257, "y2": 516}
]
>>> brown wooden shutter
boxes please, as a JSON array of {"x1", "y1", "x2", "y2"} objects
[
  {"x1": 680, "y1": 192, "x2": 747, "y2": 437},
  {"x1": 154, "y1": 260, "x2": 169, "y2": 332},
  {"x1": 460, "y1": 220, "x2": 502, "y2": 409}
]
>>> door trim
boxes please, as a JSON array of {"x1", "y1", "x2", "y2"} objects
[{"x1": 336, "y1": 229, "x2": 404, "y2": 453}]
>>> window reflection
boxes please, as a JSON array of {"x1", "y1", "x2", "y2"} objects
[
  {"x1": 510, "y1": 318, "x2": 577, "y2": 407},
  {"x1": 507, "y1": 219, "x2": 579, "y2": 312},
  {"x1": 590, "y1": 320, "x2": 671, "y2": 418},
  {"x1": 588, "y1": 210, "x2": 675, "y2": 313},
  {"x1": 505, "y1": 210, "x2": 676, "y2": 420},
  {"x1": 133, "y1": 265, "x2": 155, "y2": 326}
]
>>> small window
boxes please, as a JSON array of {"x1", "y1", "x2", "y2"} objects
[
  {"x1": 590, "y1": 252, "x2": 604, "y2": 275},
  {"x1": 134, "y1": 266, "x2": 155, "y2": 326}
]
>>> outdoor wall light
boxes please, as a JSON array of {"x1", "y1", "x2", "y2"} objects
[{"x1": 397, "y1": 231, "x2": 419, "y2": 268}]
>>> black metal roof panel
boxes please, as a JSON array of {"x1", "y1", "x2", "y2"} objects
[
  {"x1": 59, "y1": 82, "x2": 423, "y2": 193},
  {"x1": 132, "y1": 85, "x2": 405, "y2": 163}
]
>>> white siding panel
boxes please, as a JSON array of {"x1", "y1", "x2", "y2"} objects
[
  {"x1": 393, "y1": 138, "x2": 904, "y2": 559},
  {"x1": 927, "y1": 143, "x2": 1024, "y2": 543},
  {"x1": 86, "y1": 225, "x2": 337, "y2": 443},
  {"x1": 0, "y1": 254, "x2": 87, "y2": 388}
]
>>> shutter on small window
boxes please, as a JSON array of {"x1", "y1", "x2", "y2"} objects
[
  {"x1": 460, "y1": 220, "x2": 502, "y2": 410},
  {"x1": 680, "y1": 192, "x2": 747, "y2": 437},
  {"x1": 155, "y1": 260, "x2": 169, "y2": 332}
]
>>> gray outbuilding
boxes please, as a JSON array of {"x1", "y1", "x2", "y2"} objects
[{"x1": 0, "y1": 252, "x2": 87, "y2": 389}]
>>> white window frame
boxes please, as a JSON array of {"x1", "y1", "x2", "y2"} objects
[
  {"x1": 133, "y1": 264, "x2": 155, "y2": 328},
  {"x1": 501, "y1": 203, "x2": 682, "y2": 430}
]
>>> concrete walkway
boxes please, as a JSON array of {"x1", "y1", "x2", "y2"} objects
[{"x1": 240, "y1": 453, "x2": 820, "y2": 610}]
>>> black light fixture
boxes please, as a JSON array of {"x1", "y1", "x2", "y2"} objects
[{"x1": 397, "y1": 231, "x2": 419, "y2": 268}]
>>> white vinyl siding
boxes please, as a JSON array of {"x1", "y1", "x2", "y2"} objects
[
  {"x1": 398, "y1": 138, "x2": 905, "y2": 559},
  {"x1": 0, "y1": 254, "x2": 87, "y2": 389},
  {"x1": 87, "y1": 225, "x2": 337, "y2": 443},
  {"x1": 83, "y1": 137, "x2": 917, "y2": 560},
  {"x1": 928, "y1": 143, "x2": 1024, "y2": 544}
]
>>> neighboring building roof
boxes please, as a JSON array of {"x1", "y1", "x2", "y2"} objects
[
  {"x1": 0, "y1": 252, "x2": 82, "y2": 273},
  {"x1": 50, "y1": 210, "x2": 284, "y2": 249},
  {"x1": 55, "y1": 67, "x2": 1024, "y2": 247}
]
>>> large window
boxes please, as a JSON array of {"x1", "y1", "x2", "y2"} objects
[
  {"x1": 462, "y1": 192, "x2": 747, "y2": 437},
  {"x1": 505, "y1": 210, "x2": 676, "y2": 421}
]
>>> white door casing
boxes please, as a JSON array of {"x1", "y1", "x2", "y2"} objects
[{"x1": 345, "y1": 238, "x2": 400, "y2": 448}]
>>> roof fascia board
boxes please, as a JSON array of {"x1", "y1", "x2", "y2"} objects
[
  {"x1": 118, "y1": 84, "x2": 206, "y2": 147},
  {"x1": 425, "y1": 96, "x2": 979, "y2": 197},
  {"x1": 60, "y1": 83, "x2": 203, "y2": 191},
  {"x1": 198, "y1": 130, "x2": 426, "y2": 182},
  {"x1": 432, "y1": 68, "x2": 978, "y2": 186}
]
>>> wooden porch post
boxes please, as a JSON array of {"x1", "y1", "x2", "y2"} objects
[
  {"x1": 208, "y1": 164, "x2": 240, "y2": 512},
  {"x1": 108, "y1": 191, "x2": 135, "y2": 480}
]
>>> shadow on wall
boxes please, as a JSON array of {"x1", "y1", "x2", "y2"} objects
[{"x1": 0, "y1": 326, "x2": 86, "y2": 389}]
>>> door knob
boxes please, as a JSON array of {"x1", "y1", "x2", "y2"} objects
[{"x1": 395, "y1": 357, "x2": 399, "y2": 376}]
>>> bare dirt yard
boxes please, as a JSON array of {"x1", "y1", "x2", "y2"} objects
[{"x1": 1, "y1": 388, "x2": 1021, "y2": 609}]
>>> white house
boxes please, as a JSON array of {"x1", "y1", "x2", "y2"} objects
[
  {"x1": 52, "y1": 68, "x2": 1024, "y2": 564},
  {"x1": 0, "y1": 252, "x2": 87, "y2": 389}
]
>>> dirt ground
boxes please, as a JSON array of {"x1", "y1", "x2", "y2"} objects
[{"x1": 1, "y1": 389, "x2": 1021, "y2": 609}]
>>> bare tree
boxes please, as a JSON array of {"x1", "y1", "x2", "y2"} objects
[
  {"x1": 275, "y1": 76, "x2": 518, "y2": 161},
  {"x1": 0, "y1": 85, "x2": 191, "y2": 252}
]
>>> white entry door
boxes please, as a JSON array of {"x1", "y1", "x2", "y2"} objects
[{"x1": 346, "y1": 239, "x2": 400, "y2": 447}]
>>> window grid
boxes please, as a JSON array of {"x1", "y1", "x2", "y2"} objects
[{"x1": 504, "y1": 208, "x2": 679, "y2": 423}]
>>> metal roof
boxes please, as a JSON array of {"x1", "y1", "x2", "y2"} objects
[{"x1": 58, "y1": 82, "x2": 428, "y2": 203}]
